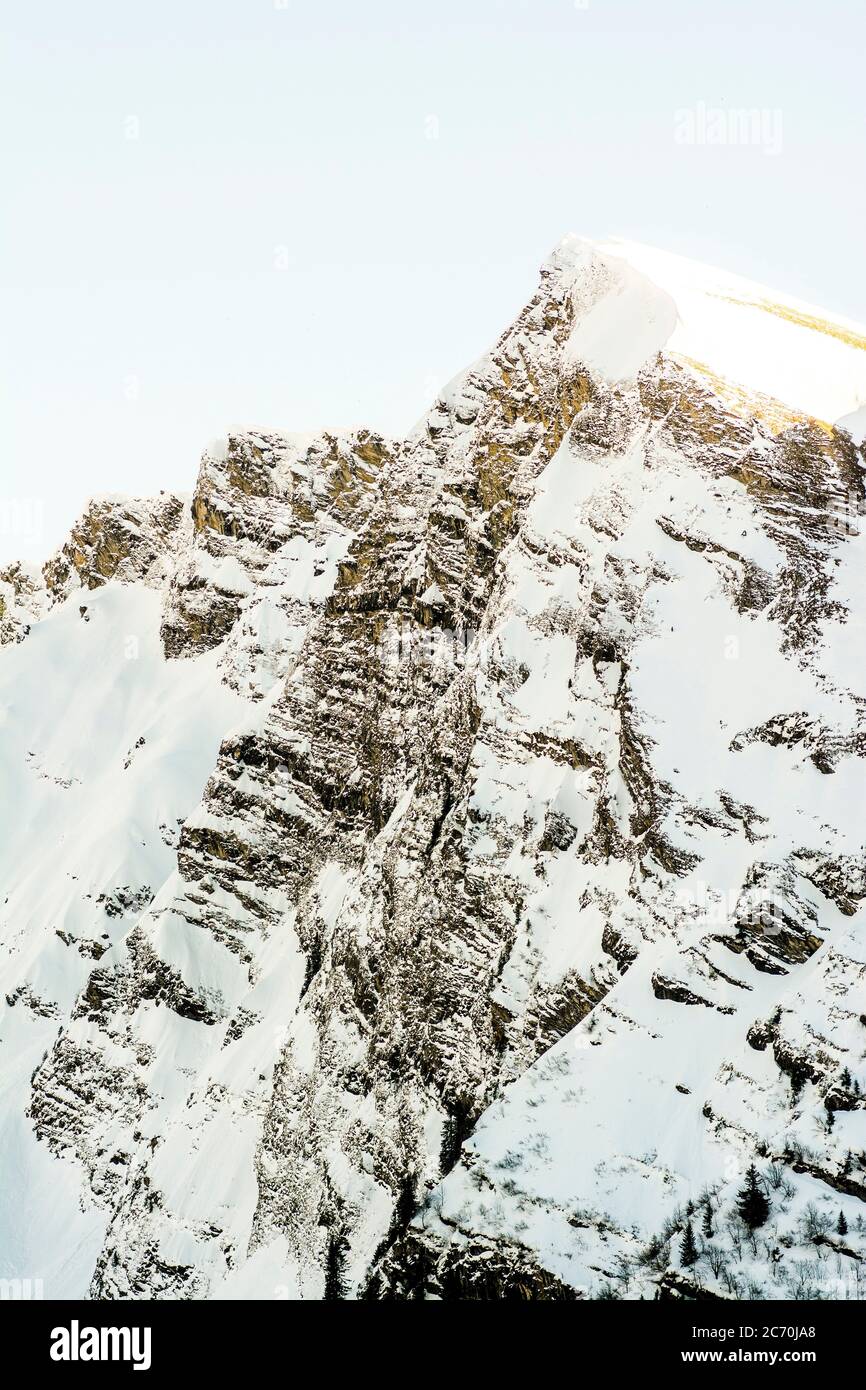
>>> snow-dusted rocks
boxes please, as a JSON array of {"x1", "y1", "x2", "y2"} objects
[
  {"x1": 0, "y1": 561, "x2": 47, "y2": 645},
  {"x1": 43, "y1": 492, "x2": 188, "y2": 601},
  {"x1": 1, "y1": 237, "x2": 865, "y2": 1300}
]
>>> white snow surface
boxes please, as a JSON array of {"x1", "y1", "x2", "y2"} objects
[{"x1": 0, "y1": 587, "x2": 253, "y2": 1292}]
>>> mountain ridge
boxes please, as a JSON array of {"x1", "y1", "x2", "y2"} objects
[{"x1": 2, "y1": 236, "x2": 865, "y2": 1300}]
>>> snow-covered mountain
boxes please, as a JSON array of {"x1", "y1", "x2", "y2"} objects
[{"x1": 2, "y1": 236, "x2": 866, "y2": 1301}]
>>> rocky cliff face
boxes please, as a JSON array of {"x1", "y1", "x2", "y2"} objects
[{"x1": 2, "y1": 237, "x2": 866, "y2": 1300}]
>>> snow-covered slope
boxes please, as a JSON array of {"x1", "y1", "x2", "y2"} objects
[{"x1": 2, "y1": 237, "x2": 865, "y2": 1300}]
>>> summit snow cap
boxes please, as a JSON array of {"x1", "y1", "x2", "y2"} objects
[{"x1": 545, "y1": 234, "x2": 866, "y2": 424}]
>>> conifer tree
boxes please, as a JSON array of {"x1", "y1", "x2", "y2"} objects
[
  {"x1": 439, "y1": 1101, "x2": 473, "y2": 1172},
  {"x1": 736, "y1": 1163, "x2": 770, "y2": 1231},
  {"x1": 702, "y1": 1200, "x2": 713, "y2": 1239},
  {"x1": 680, "y1": 1220, "x2": 699, "y2": 1267},
  {"x1": 324, "y1": 1232, "x2": 349, "y2": 1301},
  {"x1": 837, "y1": 1210, "x2": 848, "y2": 1238}
]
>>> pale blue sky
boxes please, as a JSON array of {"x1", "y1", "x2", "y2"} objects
[{"x1": 2, "y1": 0, "x2": 864, "y2": 561}]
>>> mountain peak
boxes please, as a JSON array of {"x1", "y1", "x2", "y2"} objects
[
  {"x1": 546, "y1": 234, "x2": 866, "y2": 426},
  {"x1": 2, "y1": 240, "x2": 865, "y2": 1301}
]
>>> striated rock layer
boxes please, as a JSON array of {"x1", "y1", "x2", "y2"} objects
[{"x1": 2, "y1": 236, "x2": 866, "y2": 1300}]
